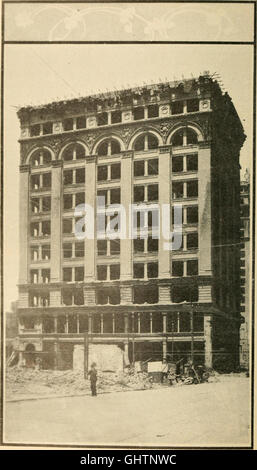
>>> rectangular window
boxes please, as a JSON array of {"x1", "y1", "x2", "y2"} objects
[
  {"x1": 75, "y1": 266, "x2": 84, "y2": 281},
  {"x1": 75, "y1": 192, "x2": 85, "y2": 206},
  {"x1": 111, "y1": 110, "x2": 122, "y2": 124},
  {"x1": 31, "y1": 246, "x2": 39, "y2": 261},
  {"x1": 110, "y1": 264, "x2": 120, "y2": 280},
  {"x1": 42, "y1": 196, "x2": 51, "y2": 212},
  {"x1": 63, "y1": 170, "x2": 73, "y2": 185},
  {"x1": 187, "y1": 99, "x2": 199, "y2": 113},
  {"x1": 31, "y1": 198, "x2": 40, "y2": 213},
  {"x1": 31, "y1": 174, "x2": 40, "y2": 190},
  {"x1": 147, "y1": 237, "x2": 158, "y2": 252},
  {"x1": 42, "y1": 173, "x2": 51, "y2": 188},
  {"x1": 63, "y1": 218, "x2": 72, "y2": 234},
  {"x1": 172, "y1": 261, "x2": 183, "y2": 277},
  {"x1": 147, "y1": 158, "x2": 158, "y2": 175},
  {"x1": 42, "y1": 220, "x2": 51, "y2": 236},
  {"x1": 134, "y1": 185, "x2": 145, "y2": 203},
  {"x1": 63, "y1": 118, "x2": 73, "y2": 131},
  {"x1": 187, "y1": 180, "x2": 198, "y2": 198},
  {"x1": 76, "y1": 116, "x2": 86, "y2": 129},
  {"x1": 187, "y1": 232, "x2": 198, "y2": 250},
  {"x1": 30, "y1": 270, "x2": 38, "y2": 284},
  {"x1": 172, "y1": 182, "x2": 183, "y2": 199},
  {"x1": 97, "y1": 165, "x2": 108, "y2": 181},
  {"x1": 187, "y1": 206, "x2": 198, "y2": 224},
  {"x1": 110, "y1": 239, "x2": 120, "y2": 255},
  {"x1": 179, "y1": 312, "x2": 191, "y2": 332},
  {"x1": 63, "y1": 267, "x2": 72, "y2": 282},
  {"x1": 76, "y1": 168, "x2": 85, "y2": 184},
  {"x1": 97, "y1": 240, "x2": 107, "y2": 256},
  {"x1": 147, "y1": 262, "x2": 158, "y2": 278},
  {"x1": 62, "y1": 290, "x2": 72, "y2": 306},
  {"x1": 186, "y1": 154, "x2": 198, "y2": 171},
  {"x1": 133, "y1": 107, "x2": 144, "y2": 120},
  {"x1": 187, "y1": 259, "x2": 198, "y2": 276},
  {"x1": 63, "y1": 242, "x2": 72, "y2": 258},
  {"x1": 134, "y1": 160, "x2": 145, "y2": 177},
  {"x1": 75, "y1": 241, "x2": 84, "y2": 257},
  {"x1": 30, "y1": 124, "x2": 40, "y2": 137},
  {"x1": 133, "y1": 263, "x2": 144, "y2": 279},
  {"x1": 110, "y1": 188, "x2": 120, "y2": 204},
  {"x1": 42, "y1": 269, "x2": 50, "y2": 283},
  {"x1": 74, "y1": 289, "x2": 84, "y2": 305},
  {"x1": 193, "y1": 314, "x2": 204, "y2": 332},
  {"x1": 42, "y1": 122, "x2": 53, "y2": 135},
  {"x1": 97, "y1": 265, "x2": 107, "y2": 281},
  {"x1": 148, "y1": 104, "x2": 159, "y2": 118},
  {"x1": 134, "y1": 238, "x2": 144, "y2": 253},
  {"x1": 171, "y1": 101, "x2": 183, "y2": 115},
  {"x1": 172, "y1": 156, "x2": 183, "y2": 173},
  {"x1": 111, "y1": 163, "x2": 121, "y2": 180},
  {"x1": 97, "y1": 189, "x2": 108, "y2": 206},
  {"x1": 42, "y1": 245, "x2": 50, "y2": 260},
  {"x1": 63, "y1": 194, "x2": 73, "y2": 210},
  {"x1": 97, "y1": 112, "x2": 108, "y2": 126},
  {"x1": 147, "y1": 184, "x2": 158, "y2": 202}
]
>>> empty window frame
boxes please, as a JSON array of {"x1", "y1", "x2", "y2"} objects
[
  {"x1": 75, "y1": 266, "x2": 84, "y2": 281},
  {"x1": 42, "y1": 196, "x2": 51, "y2": 212},
  {"x1": 97, "y1": 165, "x2": 108, "y2": 181},
  {"x1": 133, "y1": 107, "x2": 144, "y2": 121},
  {"x1": 63, "y1": 242, "x2": 72, "y2": 258},
  {"x1": 133, "y1": 263, "x2": 144, "y2": 279},
  {"x1": 75, "y1": 192, "x2": 85, "y2": 206},
  {"x1": 147, "y1": 236, "x2": 158, "y2": 252},
  {"x1": 187, "y1": 206, "x2": 198, "y2": 224},
  {"x1": 172, "y1": 261, "x2": 183, "y2": 277},
  {"x1": 75, "y1": 168, "x2": 85, "y2": 184},
  {"x1": 42, "y1": 122, "x2": 53, "y2": 135},
  {"x1": 30, "y1": 124, "x2": 40, "y2": 137},
  {"x1": 111, "y1": 163, "x2": 121, "y2": 180},
  {"x1": 75, "y1": 241, "x2": 84, "y2": 257},
  {"x1": 187, "y1": 259, "x2": 198, "y2": 275},
  {"x1": 110, "y1": 264, "x2": 120, "y2": 280},
  {"x1": 42, "y1": 173, "x2": 51, "y2": 188},
  {"x1": 147, "y1": 184, "x2": 158, "y2": 202},
  {"x1": 171, "y1": 101, "x2": 183, "y2": 115},
  {"x1": 187, "y1": 232, "x2": 199, "y2": 250},
  {"x1": 41, "y1": 220, "x2": 51, "y2": 236},
  {"x1": 172, "y1": 156, "x2": 183, "y2": 173},
  {"x1": 187, "y1": 180, "x2": 198, "y2": 198},
  {"x1": 133, "y1": 285, "x2": 158, "y2": 304},
  {"x1": 134, "y1": 160, "x2": 145, "y2": 177},
  {"x1": 63, "y1": 170, "x2": 73, "y2": 185},
  {"x1": 63, "y1": 267, "x2": 72, "y2": 282},
  {"x1": 134, "y1": 185, "x2": 145, "y2": 203},
  {"x1": 63, "y1": 118, "x2": 74, "y2": 131},
  {"x1": 147, "y1": 262, "x2": 158, "y2": 278},
  {"x1": 97, "y1": 240, "x2": 107, "y2": 256},
  {"x1": 186, "y1": 154, "x2": 198, "y2": 171},
  {"x1": 110, "y1": 239, "x2": 120, "y2": 255},
  {"x1": 97, "y1": 112, "x2": 108, "y2": 126},
  {"x1": 111, "y1": 110, "x2": 122, "y2": 124},
  {"x1": 110, "y1": 188, "x2": 120, "y2": 204},
  {"x1": 172, "y1": 182, "x2": 183, "y2": 199},
  {"x1": 76, "y1": 116, "x2": 86, "y2": 129},
  {"x1": 63, "y1": 218, "x2": 73, "y2": 234},
  {"x1": 187, "y1": 99, "x2": 199, "y2": 113},
  {"x1": 42, "y1": 269, "x2": 50, "y2": 283},
  {"x1": 148, "y1": 104, "x2": 159, "y2": 118},
  {"x1": 97, "y1": 265, "x2": 107, "y2": 281},
  {"x1": 133, "y1": 238, "x2": 145, "y2": 253},
  {"x1": 42, "y1": 244, "x2": 50, "y2": 260},
  {"x1": 147, "y1": 159, "x2": 158, "y2": 175}
]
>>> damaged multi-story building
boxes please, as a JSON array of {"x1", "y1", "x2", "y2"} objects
[{"x1": 16, "y1": 72, "x2": 245, "y2": 371}]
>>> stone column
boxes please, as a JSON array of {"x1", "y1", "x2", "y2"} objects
[
  {"x1": 19, "y1": 165, "x2": 30, "y2": 284},
  {"x1": 162, "y1": 339, "x2": 167, "y2": 361},
  {"x1": 50, "y1": 160, "x2": 63, "y2": 282},
  {"x1": 84, "y1": 156, "x2": 96, "y2": 281},
  {"x1": 162, "y1": 312, "x2": 167, "y2": 333},
  {"x1": 204, "y1": 315, "x2": 212, "y2": 368},
  {"x1": 120, "y1": 151, "x2": 133, "y2": 281},
  {"x1": 159, "y1": 146, "x2": 171, "y2": 278}
]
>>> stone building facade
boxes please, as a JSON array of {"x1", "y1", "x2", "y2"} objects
[
  {"x1": 16, "y1": 73, "x2": 245, "y2": 371},
  {"x1": 239, "y1": 170, "x2": 250, "y2": 369}
]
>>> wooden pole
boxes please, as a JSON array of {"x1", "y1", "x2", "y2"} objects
[{"x1": 84, "y1": 332, "x2": 89, "y2": 379}]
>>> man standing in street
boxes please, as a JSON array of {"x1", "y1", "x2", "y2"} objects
[{"x1": 88, "y1": 362, "x2": 97, "y2": 396}]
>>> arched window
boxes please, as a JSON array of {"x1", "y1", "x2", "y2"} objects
[
  {"x1": 171, "y1": 128, "x2": 198, "y2": 147},
  {"x1": 97, "y1": 139, "x2": 121, "y2": 156},
  {"x1": 134, "y1": 133, "x2": 159, "y2": 151},
  {"x1": 63, "y1": 143, "x2": 86, "y2": 161},
  {"x1": 30, "y1": 149, "x2": 52, "y2": 167}
]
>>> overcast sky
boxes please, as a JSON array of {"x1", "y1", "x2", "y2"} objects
[{"x1": 4, "y1": 44, "x2": 253, "y2": 310}]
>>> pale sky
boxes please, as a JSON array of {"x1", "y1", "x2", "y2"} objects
[{"x1": 4, "y1": 44, "x2": 253, "y2": 311}]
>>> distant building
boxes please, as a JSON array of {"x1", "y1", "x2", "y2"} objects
[
  {"x1": 16, "y1": 73, "x2": 245, "y2": 370},
  {"x1": 239, "y1": 170, "x2": 250, "y2": 369}
]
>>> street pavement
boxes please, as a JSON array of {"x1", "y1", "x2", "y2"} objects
[{"x1": 4, "y1": 377, "x2": 251, "y2": 447}]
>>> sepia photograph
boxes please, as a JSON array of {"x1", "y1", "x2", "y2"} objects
[{"x1": 1, "y1": 0, "x2": 255, "y2": 451}]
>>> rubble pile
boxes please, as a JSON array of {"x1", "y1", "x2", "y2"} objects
[{"x1": 6, "y1": 367, "x2": 153, "y2": 400}]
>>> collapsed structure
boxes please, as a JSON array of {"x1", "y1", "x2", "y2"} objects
[{"x1": 16, "y1": 73, "x2": 245, "y2": 371}]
